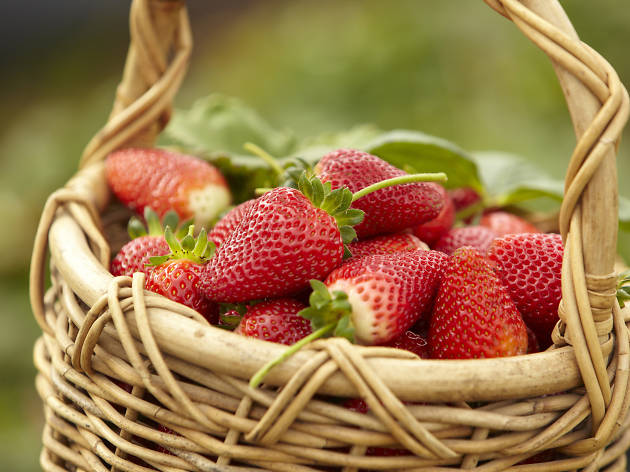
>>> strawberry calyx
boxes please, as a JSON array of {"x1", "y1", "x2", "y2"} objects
[
  {"x1": 617, "y1": 270, "x2": 630, "y2": 308},
  {"x1": 128, "y1": 207, "x2": 193, "y2": 240},
  {"x1": 298, "y1": 173, "x2": 364, "y2": 251},
  {"x1": 280, "y1": 157, "x2": 315, "y2": 189},
  {"x1": 149, "y1": 225, "x2": 215, "y2": 266},
  {"x1": 300, "y1": 280, "x2": 355, "y2": 341},
  {"x1": 249, "y1": 279, "x2": 354, "y2": 388}
]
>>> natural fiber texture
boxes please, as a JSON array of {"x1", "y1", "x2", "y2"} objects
[{"x1": 29, "y1": 0, "x2": 630, "y2": 470}]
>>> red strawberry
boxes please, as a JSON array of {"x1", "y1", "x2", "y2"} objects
[
  {"x1": 316, "y1": 149, "x2": 443, "y2": 238},
  {"x1": 382, "y1": 330, "x2": 430, "y2": 359},
  {"x1": 429, "y1": 247, "x2": 528, "y2": 359},
  {"x1": 216, "y1": 309, "x2": 244, "y2": 330},
  {"x1": 208, "y1": 199, "x2": 258, "y2": 247},
  {"x1": 110, "y1": 208, "x2": 188, "y2": 278},
  {"x1": 343, "y1": 397, "x2": 369, "y2": 414},
  {"x1": 156, "y1": 425, "x2": 178, "y2": 455},
  {"x1": 203, "y1": 175, "x2": 362, "y2": 303},
  {"x1": 449, "y1": 187, "x2": 481, "y2": 211},
  {"x1": 106, "y1": 148, "x2": 231, "y2": 227},
  {"x1": 303, "y1": 250, "x2": 448, "y2": 345},
  {"x1": 235, "y1": 299, "x2": 312, "y2": 345},
  {"x1": 480, "y1": 211, "x2": 540, "y2": 237},
  {"x1": 111, "y1": 236, "x2": 169, "y2": 278},
  {"x1": 145, "y1": 226, "x2": 218, "y2": 324},
  {"x1": 434, "y1": 226, "x2": 497, "y2": 256},
  {"x1": 412, "y1": 185, "x2": 455, "y2": 246},
  {"x1": 486, "y1": 233, "x2": 563, "y2": 348},
  {"x1": 348, "y1": 233, "x2": 428, "y2": 259},
  {"x1": 526, "y1": 325, "x2": 541, "y2": 354}
]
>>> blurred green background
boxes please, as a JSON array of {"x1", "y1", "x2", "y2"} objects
[{"x1": 1, "y1": 1, "x2": 629, "y2": 470}]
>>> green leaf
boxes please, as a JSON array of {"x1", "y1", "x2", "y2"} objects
[
  {"x1": 364, "y1": 130, "x2": 483, "y2": 192},
  {"x1": 164, "y1": 94, "x2": 296, "y2": 157},
  {"x1": 163, "y1": 94, "x2": 298, "y2": 202},
  {"x1": 472, "y1": 151, "x2": 564, "y2": 207},
  {"x1": 293, "y1": 124, "x2": 384, "y2": 162}
]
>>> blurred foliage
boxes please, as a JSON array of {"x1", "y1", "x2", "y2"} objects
[{"x1": 1, "y1": 1, "x2": 629, "y2": 470}]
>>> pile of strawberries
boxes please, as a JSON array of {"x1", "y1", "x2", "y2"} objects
[{"x1": 106, "y1": 146, "x2": 564, "y2": 369}]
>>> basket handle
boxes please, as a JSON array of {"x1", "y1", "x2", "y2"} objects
[
  {"x1": 484, "y1": 0, "x2": 629, "y2": 433},
  {"x1": 78, "y1": 0, "x2": 192, "y2": 169}
]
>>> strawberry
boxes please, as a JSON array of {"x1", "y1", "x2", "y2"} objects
[
  {"x1": 347, "y1": 233, "x2": 428, "y2": 259},
  {"x1": 156, "y1": 425, "x2": 178, "y2": 455},
  {"x1": 304, "y1": 250, "x2": 448, "y2": 345},
  {"x1": 480, "y1": 210, "x2": 540, "y2": 237},
  {"x1": 216, "y1": 308, "x2": 244, "y2": 330},
  {"x1": 449, "y1": 187, "x2": 481, "y2": 212},
  {"x1": 526, "y1": 325, "x2": 541, "y2": 354},
  {"x1": 434, "y1": 225, "x2": 497, "y2": 256},
  {"x1": 249, "y1": 250, "x2": 448, "y2": 388},
  {"x1": 145, "y1": 226, "x2": 218, "y2": 324},
  {"x1": 202, "y1": 175, "x2": 361, "y2": 302},
  {"x1": 208, "y1": 199, "x2": 258, "y2": 247},
  {"x1": 343, "y1": 397, "x2": 369, "y2": 414},
  {"x1": 486, "y1": 233, "x2": 563, "y2": 348},
  {"x1": 429, "y1": 247, "x2": 528, "y2": 359},
  {"x1": 106, "y1": 148, "x2": 231, "y2": 227},
  {"x1": 110, "y1": 208, "x2": 190, "y2": 278},
  {"x1": 412, "y1": 185, "x2": 455, "y2": 246},
  {"x1": 235, "y1": 299, "x2": 312, "y2": 345},
  {"x1": 316, "y1": 149, "x2": 443, "y2": 238},
  {"x1": 382, "y1": 330, "x2": 430, "y2": 359}
]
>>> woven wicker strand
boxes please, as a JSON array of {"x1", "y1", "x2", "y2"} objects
[{"x1": 29, "y1": 0, "x2": 630, "y2": 470}]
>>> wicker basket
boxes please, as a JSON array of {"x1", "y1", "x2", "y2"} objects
[{"x1": 29, "y1": 0, "x2": 630, "y2": 470}]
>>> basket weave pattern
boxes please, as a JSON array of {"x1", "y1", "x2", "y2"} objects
[{"x1": 30, "y1": 0, "x2": 630, "y2": 470}]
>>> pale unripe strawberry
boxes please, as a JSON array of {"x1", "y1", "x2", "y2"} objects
[
  {"x1": 106, "y1": 148, "x2": 231, "y2": 228},
  {"x1": 320, "y1": 250, "x2": 448, "y2": 344}
]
